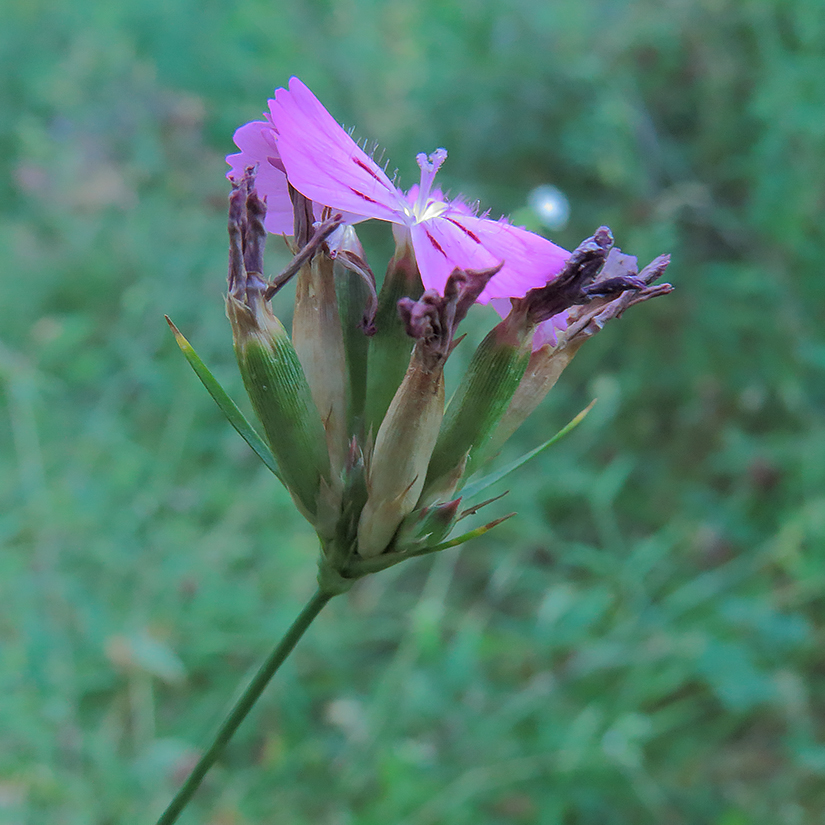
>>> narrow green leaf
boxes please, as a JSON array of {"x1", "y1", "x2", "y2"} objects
[
  {"x1": 165, "y1": 316, "x2": 282, "y2": 481},
  {"x1": 459, "y1": 399, "x2": 596, "y2": 501},
  {"x1": 420, "y1": 512, "x2": 516, "y2": 553},
  {"x1": 344, "y1": 512, "x2": 514, "y2": 578}
]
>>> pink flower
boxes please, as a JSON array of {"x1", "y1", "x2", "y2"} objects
[
  {"x1": 271, "y1": 78, "x2": 570, "y2": 302},
  {"x1": 230, "y1": 77, "x2": 570, "y2": 303}
]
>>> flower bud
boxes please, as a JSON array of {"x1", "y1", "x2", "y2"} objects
[
  {"x1": 228, "y1": 292, "x2": 331, "y2": 521},
  {"x1": 226, "y1": 173, "x2": 330, "y2": 521},
  {"x1": 330, "y1": 226, "x2": 376, "y2": 431},
  {"x1": 357, "y1": 345, "x2": 445, "y2": 557},
  {"x1": 292, "y1": 251, "x2": 350, "y2": 480}
]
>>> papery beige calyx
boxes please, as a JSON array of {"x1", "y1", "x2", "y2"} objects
[
  {"x1": 357, "y1": 265, "x2": 501, "y2": 558},
  {"x1": 357, "y1": 344, "x2": 445, "y2": 557},
  {"x1": 292, "y1": 251, "x2": 350, "y2": 482}
]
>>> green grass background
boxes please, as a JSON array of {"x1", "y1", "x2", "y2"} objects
[{"x1": 2, "y1": 0, "x2": 825, "y2": 822}]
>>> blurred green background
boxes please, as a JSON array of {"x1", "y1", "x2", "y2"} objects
[{"x1": 2, "y1": 0, "x2": 825, "y2": 822}]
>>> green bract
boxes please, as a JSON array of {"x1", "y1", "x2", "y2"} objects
[{"x1": 292, "y1": 253, "x2": 349, "y2": 479}]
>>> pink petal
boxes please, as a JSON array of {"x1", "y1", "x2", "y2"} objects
[
  {"x1": 408, "y1": 215, "x2": 501, "y2": 295},
  {"x1": 410, "y1": 211, "x2": 570, "y2": 302},
  {"x1": 454, "y1": 215, "x2": 570, "y2": 302},
  {"x1": 532, "y1": 314, "x2": 569, "y2": 349},
  {"x1": 270, "y1": 78, "x2": 407, "y2": 222},
  {"x1": 226, "y1": 121, "x2": 294, "y2": 235}
]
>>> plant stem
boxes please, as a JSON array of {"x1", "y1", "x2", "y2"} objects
[{"x1": 155, "y1": 587, "x2": 333, "y2": 825}]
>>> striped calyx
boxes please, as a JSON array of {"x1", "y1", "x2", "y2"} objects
[{"x1": 226, "y1": 174, "x2": 330, "y2": 521}]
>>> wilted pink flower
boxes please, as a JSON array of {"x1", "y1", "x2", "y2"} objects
[
  {"x1": 226, "y1": 121, "x2": 295, "y2": 236},
  {"x1": 491, "y1": 239, "x2": 648, "y2": 352},
  {"x1": 230, "y1": 77, "x2": 570, "y2": 303}
]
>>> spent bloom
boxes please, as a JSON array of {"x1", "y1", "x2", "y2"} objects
[{"x1": 228, "y1": 77, "x2": 570, "y2": 303}]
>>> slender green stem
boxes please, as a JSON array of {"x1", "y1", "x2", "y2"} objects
[{"x1": 155, "y1": 587, "x2": 333, "y2": 825}]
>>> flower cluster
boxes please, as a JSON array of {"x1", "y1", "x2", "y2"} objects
[{"x1": 217, "y1": 77, "x2": 672, "y2": 588}]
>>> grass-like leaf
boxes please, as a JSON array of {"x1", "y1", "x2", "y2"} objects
[
  {"x1": 165, "y1": 317, "x2": 282, "y2": 481},
  {"x1": 459, "y1": 399, "x2": 597, "y2": 501},
  {"x1": 419, "y1": 512, "x2": 516, "y2": 553}
]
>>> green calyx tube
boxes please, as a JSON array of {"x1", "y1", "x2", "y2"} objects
[
  {"x1": 421, "y1": 309, "x2": 534, "y2": 502},
  {"x1": 228, "y1": 291, "x2": 331, "y2": 521}
]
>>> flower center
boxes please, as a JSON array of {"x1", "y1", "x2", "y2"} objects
[{"x1": 410, "y1": 148, "x2": 448, "y2": 223}]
